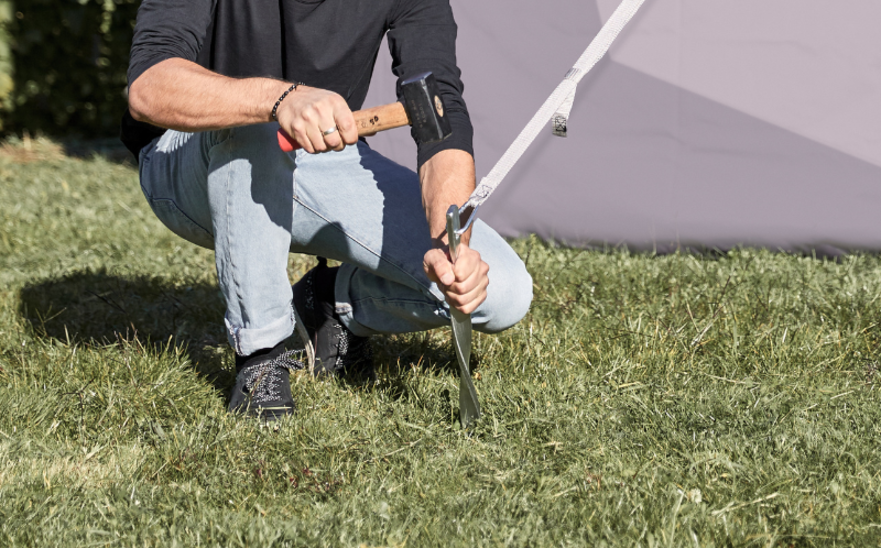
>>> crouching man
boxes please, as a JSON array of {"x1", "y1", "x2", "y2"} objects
[{"x1": 122, "y1": 0, "x2": 533, "y2": 419}]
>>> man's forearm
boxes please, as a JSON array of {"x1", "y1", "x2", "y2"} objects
[
  {"x1": 128, "y1": 58, "x2": 290, "y2": 132},
  {"x1": 419, "y1": 149, "x2": 476, "y2": 247}
]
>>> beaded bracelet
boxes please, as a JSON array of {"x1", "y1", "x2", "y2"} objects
[{"x1": 271, "y1": 82, "x2": 305, "y2": 120}]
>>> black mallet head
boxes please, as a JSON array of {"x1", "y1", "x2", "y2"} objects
[{"x1": 401, "y1": 72, "x2": 453, "y2": 144}]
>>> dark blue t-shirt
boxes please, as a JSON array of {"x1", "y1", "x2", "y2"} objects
[{"x1": 122, "y1": 0, "x2": 473, "y2": 169}]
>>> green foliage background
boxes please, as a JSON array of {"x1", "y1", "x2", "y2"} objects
[{"x1": 0, "y1": 0, "x2": 139, "y2": 136}]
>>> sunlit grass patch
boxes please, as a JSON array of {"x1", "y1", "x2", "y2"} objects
[{"x1": 0, "y1": 138, "x2": 879, "y2": 546}]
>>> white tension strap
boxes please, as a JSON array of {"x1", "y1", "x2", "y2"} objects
[{"x1": 461, "y1": 0, "x2": 647, "y2": 223}]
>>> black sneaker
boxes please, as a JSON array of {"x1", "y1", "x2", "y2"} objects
[
  {"x1": 229, "y1": 344, "x2": 306, "y2": 420},
  {"x1": 292, "y1": 258, "x2": 374, "y2": 379}
]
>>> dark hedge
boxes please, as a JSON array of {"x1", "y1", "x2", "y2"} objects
[{"x1": 3, "y1": 0, "x2": 139, "y2": 138}]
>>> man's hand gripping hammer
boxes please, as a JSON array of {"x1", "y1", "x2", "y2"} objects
[{"x1": 277, "y1": 72, "x2": 452, "y2": 152}]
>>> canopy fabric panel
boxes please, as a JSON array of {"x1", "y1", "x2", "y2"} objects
[{"x1": 362, "y1": 0, "x2": 881, "y2": 253}]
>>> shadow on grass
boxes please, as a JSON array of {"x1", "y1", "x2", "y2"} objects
[
  {"x1": 367, "y1": 332, "x2": 478, "y2": 415},
  {"x1": 18, "y1": 270, "x2": 231, "y2": 390},
  {"x1": 373, "y1": 334, "x2": 466, "y2": 377},
  {"x1": 17, "y1": 270, "x2": 467, "y2": 409}
]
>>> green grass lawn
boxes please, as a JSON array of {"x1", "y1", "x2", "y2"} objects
[{"x1": 0, "y1": 138, "x2": 879, "y2": 547}]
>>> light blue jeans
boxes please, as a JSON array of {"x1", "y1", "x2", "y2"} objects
[{"x1": 139, "y1": 123, "x2": 532, "y2": 355}]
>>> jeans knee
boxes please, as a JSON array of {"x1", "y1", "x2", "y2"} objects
[{"x1": 477, "y1": 259, "x2": 533, "y2": 334}]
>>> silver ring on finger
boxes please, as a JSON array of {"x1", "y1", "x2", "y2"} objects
[{"x1": 322, "y1": 126, "x2": 338, "y2": 136}]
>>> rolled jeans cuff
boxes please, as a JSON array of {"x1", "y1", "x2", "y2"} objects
[{"x1": 225, "y1": 306, "x2": 296, "y2": 356}]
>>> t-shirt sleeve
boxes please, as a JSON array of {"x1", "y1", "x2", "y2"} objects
[
  {"x1": 127, "y1": 0, "x2": 216, "y2": 88},
  {"x1": 386, "y1": 0, "x2": 474, "y2": 172}
]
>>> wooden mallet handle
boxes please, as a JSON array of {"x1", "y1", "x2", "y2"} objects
[{"x1": 276, "y1": 102, "x2": 410, "y2": 152}]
